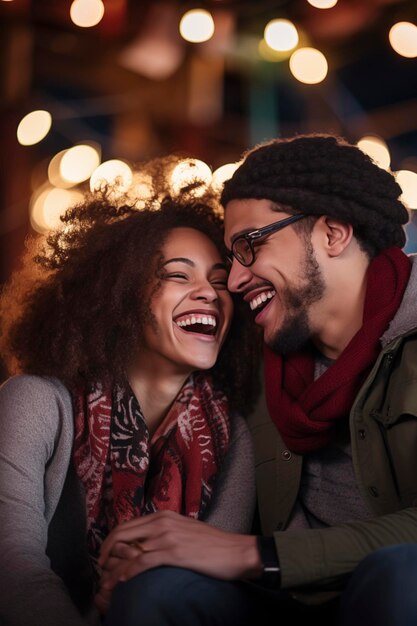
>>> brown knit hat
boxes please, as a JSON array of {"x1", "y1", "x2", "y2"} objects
[{"x1": 221, "y1": 134, "x2": 409, "y2": 256}]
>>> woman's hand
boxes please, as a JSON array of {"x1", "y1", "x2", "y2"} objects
[
  {"x1": 94, "y1": 586, "x2": 112, "y2": 615},
  {"x1": 98, "y1": 510, "x2": 262, "y2": 592},
  {"x1": 95, "y1": 544, "x2": 143, "y2": 614}
]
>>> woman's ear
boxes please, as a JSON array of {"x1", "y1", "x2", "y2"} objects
[{"x1": 320, "y1": 216, "x2": 353, "y2": 257}]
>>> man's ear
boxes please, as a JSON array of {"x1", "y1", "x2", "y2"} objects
[{"x1": 320, "y1": 216, "x2": 353, "y2": 257}]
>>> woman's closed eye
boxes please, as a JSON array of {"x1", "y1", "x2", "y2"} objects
[{"x1": 165, "y1": 272, "x2": 189, "y2": 281}]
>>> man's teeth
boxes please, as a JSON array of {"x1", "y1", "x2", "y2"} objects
[
  {"x1": 249, "y1": 290, "x2": 276, "y2": 311},
  {"x1": 176, "y1": 315, "x2": 217, "y2": 328}
]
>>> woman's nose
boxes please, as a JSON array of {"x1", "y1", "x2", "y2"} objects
[{"x1": 191, "y1": 280, "x2": 218, "y2": 301}]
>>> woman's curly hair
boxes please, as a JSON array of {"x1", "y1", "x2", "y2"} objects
[{"x1": 0, "y1": 162, "x2": 261, "y2": 416}]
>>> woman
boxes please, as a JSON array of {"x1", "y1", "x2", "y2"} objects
[{"x1": 0, "y1": 167, "x2": 261, "y2": 626}]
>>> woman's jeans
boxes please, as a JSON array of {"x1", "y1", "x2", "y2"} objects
[
  {"x1": 104, "y1": 567, "x2": 338, "y2": 626},
  {"x1": 104, "y1": 544, "x2": 417, "y2": 626}
]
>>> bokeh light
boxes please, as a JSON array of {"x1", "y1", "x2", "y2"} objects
[
  {"x1": 211, "y1": 162, "x2": 240, "y2": 192},
  {"x1": 70, "y1": 0, "x2": 105, "y2": 28},
  {"x1": 307, "y1": 0, "x2": 338, "y2": 8},
  {"x1": 179, "y1": 9, "x2": 215, "y2": 43},
  {"x1": 389, "y1": 21, "x2": 417, "y2": 58},
  {"x1": 17, "y1": 110, "x2": 52, "y2": 146},
  {"x1": 357, "y1": 135, "x2": 391, "y2": 170},
  {"x1": 90, "y1": 160, "x2": 133, "y2": 195},
  {"x1": 264, "y1": 19, "x2": 299, "y2": 52},
  {"x1": 48, "y1": 150, "x2": 74, "y2": 188},
  {"x1": 30, "y1": 187, "x2": 84, "y2": 233},
  {"x1": 395, "y1": 170, "x2": 417, "y2": 209},
  {"x1": 60, "y1": 144, "x2": 101, "y2": 184},
  {"x1": 289, "y1": 47, "x2": 328, "y2": 84},
  {"x1": 171, "y1": 159, "x2": 212, "y2": 196}
]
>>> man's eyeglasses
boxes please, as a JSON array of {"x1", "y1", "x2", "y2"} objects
[{"x1": 227, "y1": 214, "x2": 307, "y2": 267}]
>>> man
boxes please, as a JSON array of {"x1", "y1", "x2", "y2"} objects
[{"x1": 99, "y1": 134, "x2": 417, "y2": 626}]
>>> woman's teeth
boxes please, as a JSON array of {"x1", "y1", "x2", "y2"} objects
[{"x1": 175, "y1": 315, "x2": 217, "y2": 328}]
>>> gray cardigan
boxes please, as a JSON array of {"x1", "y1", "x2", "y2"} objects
[{"x1": 0, "y1": 375, "x2": 256, "y2": 626}]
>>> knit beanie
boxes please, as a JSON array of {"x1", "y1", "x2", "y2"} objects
[{"x1": 221, "y1": 134, "x2": 409, "y2": 255}]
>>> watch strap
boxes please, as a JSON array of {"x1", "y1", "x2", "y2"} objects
[{"x1": 256, "y1": 536, "x2": 281, "y2": 588}]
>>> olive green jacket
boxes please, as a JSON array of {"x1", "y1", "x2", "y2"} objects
[{"x1": 248, "y1": 254, "x2": 417, "y2": 601}]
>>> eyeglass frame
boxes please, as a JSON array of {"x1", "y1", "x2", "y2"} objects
[{"x1": 227, "y1": 213, "x2": 307, "y2": 268}]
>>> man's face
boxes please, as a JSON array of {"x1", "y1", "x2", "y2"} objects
[{"x1": 224, "y1": 199, "x2": 325, "y2": 354}]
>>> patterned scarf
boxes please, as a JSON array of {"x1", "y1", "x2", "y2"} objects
[
  {"x1": 264, "y1": 247, "x2": 411, "y2": 454},
  {"x1": 72, "y1": 372, "x2": 230, "y2": 571}
]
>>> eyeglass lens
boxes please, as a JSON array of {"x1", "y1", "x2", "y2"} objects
[{"x1": 233, "y1": 238, "x2": 252, "y2": 265}]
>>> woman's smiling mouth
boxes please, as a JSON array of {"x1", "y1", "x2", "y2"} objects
[{"x1": 174, "y1": 311, "x2": 218, "y2": 336}]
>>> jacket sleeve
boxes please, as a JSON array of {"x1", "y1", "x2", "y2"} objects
[
  {"x1": 0, "y1": 375, "x2": 92, "y2": 626},
  {"x1": 203, "y1": 413, "x2": 256, "y2": 533},
  {"x1": 274, "y1": 507, "x2": 417, "y2": 590}
]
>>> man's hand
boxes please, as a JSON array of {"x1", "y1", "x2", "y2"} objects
[{"x1": 98, "y1": 510, "x2": 262, "y2": 591}]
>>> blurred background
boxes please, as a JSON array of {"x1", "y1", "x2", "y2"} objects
[{"x1": 1, "y1": 0, "x2": 417, "y2": 288}]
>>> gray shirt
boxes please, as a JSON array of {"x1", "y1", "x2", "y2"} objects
[{"x1": 0, "y1": 375, "x2": 256, "y2": 626}]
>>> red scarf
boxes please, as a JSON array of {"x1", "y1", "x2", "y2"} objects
[
  {"x1": 265, "y1": 247, "x2": 411, "y2": 454},
  {"x1": 72, "y1": 372, "x2": 230, "y2": 568}
]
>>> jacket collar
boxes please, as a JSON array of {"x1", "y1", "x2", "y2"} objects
[{"x1": 381, "y1": 253, "x2": 417, "y2": 348}]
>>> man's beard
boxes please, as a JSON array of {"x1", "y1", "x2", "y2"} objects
[{"x1": 268, "y1": 242, "x2": 325, "y2": 355}]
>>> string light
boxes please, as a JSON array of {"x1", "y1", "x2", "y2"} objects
[
  {"x1": 264, "y1": 19, "x2": 299, "y2": 52},
  {"x1": 179, "y1": 9, "x2": 215, "y2": 43},
  {"x1": 60, "y1": 144, "x2": 101, "y2": 184},
  {"x1": 289, "y1": 47, "x2": 328, "y2": 84},
  {"x1": 30, "y1": 187, "x2": 84, "y2": 233},
  {"x1": 211, "y1": 163, "x2": 240, "y2": 192},
  {"x1": 389, "y1": 22, "x2": 417, "y2": 58},
  {"x1": 171, "y1": 159, "x2": 212, "y2": 196},
  {"x1": 395, "y1": 170, "x2": 417, "y2": 209},
  {"x1": 90, "y1": 160, "x2": 133, "y2": 196},
  {"x1": 357, "y1": 135, "x2": 391, "y2": 170},
  {"x1": 70, "y1": 0, "x2": 105, "y2": 28},
  {"x1": 307, "y1": 0, "x2": 338, "y2": 8},
  {"x1": 17, "y1": 110, "x2": 52, "y2": 146}
]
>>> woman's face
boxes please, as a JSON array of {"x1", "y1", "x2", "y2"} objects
[{"x1": 139, "y1": 227, "x2": 233, "y2": 376}]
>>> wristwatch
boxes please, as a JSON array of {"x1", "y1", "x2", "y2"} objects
[{"x1": 256, "y1": 536, "x2": 281, "y2": 588}]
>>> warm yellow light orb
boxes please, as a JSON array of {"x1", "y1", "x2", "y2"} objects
[
  {"x1": 307, "y1": 0, "x2": 338, "y2": 8},
  {"x1": 389, "y1": 22, "x2": 417, "y2": 58},
  {"x1": 289, "y1": 47, "x2": 328, "y2": 84},
  {"x1": 48, "y1": 150, "x2": 73, "y2": 188},
  {"x1": 395, "y1": 170, "x2": 417, "y2": 209},
  {"x1": 30, "y1": 187, "x2": 84, "y2": 233},
  {"x1": 60, "y1": 144, "x2": 101, "y2": 184},
  {"x1": 211, "y1": 162, "x2": 240, "y2": 192},
  {"x1": 17, "y1": 110, "x2": 52, "y2": 146},
  {"x1": 90, "y1": 160, "x2": 133, "y2": 194},
  {"x1": 357, "y1": 136, "x2": 391, "y2": 170},
  {"x1": 70, "y1": 0, "x2": 105, "y2": 28},
  {"x1": 179, "y1": 9, "x2": 215, "y2": 43},
  {"x1": 171, "y1": 159, "x2": 212, "y2": 196},
  {"x1": 264, "y1": 19, "x2": 299, "y2": 52}
]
